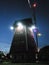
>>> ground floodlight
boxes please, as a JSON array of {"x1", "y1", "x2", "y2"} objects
[{"x1": 37, "y1": 33, "x2": 42, "y2": 37}]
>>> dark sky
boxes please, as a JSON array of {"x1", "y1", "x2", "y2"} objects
[{"x1": 0, "y1": 0, "x2": 49, "y2": 53}]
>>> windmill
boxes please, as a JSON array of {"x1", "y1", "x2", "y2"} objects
[{"x1": 9, "y1": 18, "x2": 37, "y2": 63}]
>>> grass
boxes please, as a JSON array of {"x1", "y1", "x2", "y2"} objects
[{"x1": 0, "y1": 62, "x2": 48, "y2": 65}]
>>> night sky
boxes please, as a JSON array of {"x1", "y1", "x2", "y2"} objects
[{"x1": 0, "y1": 0, "x2": 49, "y2": 53}]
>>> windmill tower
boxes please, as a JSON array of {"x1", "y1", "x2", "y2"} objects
[{"x1": 9, "y1": 18, "x2": 37, "y2": 63}]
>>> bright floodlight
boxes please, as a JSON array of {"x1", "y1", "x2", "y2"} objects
[
  {"x1": 31, "y1": 25, "x2": 36, "y2": 29},
  {"x1": 29, "y1": 25, "x2": 37, "y2": 31},
  {"x1": 17, "y1": 22, "x2": 23, "y2": 26},
  {"x1": 17, "y1": 22, "x2": 24, "y2": 31},
  {"x1": 10, "y1": 26, "x2": 14, "y2": 30}
]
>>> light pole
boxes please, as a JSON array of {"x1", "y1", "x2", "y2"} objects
[
  {"x1": 32, "y1": 2, "x2": 40, "y2": 61},
  {"x1": 28, "y1": 0, "x2": 38, "y2": 48},
  {"x1": 28, "y1": 0, "x2": 38, "y2": 46},
  {"x1": 32, "y1": 2, "x2": 39, "y2": 50},
  {"x1": 27, "y1": 0, "x2": 42, "y2": 62}
]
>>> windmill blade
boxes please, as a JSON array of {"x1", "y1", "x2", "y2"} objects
[{"x1": 28, "y1": 0, "x2": 31, "y2": 8}]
